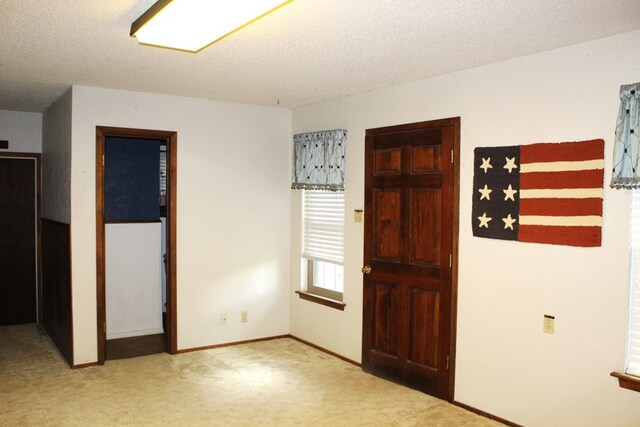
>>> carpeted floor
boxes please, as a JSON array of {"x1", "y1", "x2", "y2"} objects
[{"x1": 0, "y1": 324, "x2": 501, "y2": 426}]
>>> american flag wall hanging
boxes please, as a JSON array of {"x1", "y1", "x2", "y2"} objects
[{"x1": 471, "y1": 139, "x2": 604, "y2": 247}]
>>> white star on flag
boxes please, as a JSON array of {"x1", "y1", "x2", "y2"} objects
[
  {"x1": 503, "y1": 184, "x2": 518, "y2": 201},
  {"x1": 480, "y1": 158, "x2": 493, "y2": 173},
  {"x1": 504, "y1": 157, "x2": 518, "y2": 173},
  {"x1": 479, "y1": 184, "x2": 492, "y2": 200},
  {"x1": 478, "y1": 212, "x2": 492, "y2": 228},
  {"x1": 502, "y1": 214, "x2": 517, "y2": 230}
]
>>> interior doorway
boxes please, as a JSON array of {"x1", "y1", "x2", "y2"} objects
[
  {"x1": 0, "y1": 153, "x2": 41, "y2": 325},
  {"x1": 361, "y1": 118, "x2": 460, "y2": 400},
  {"x1": 96, "y1": 127, "x2": 177, "y2": 363}
]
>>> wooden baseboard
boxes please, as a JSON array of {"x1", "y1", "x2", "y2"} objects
[
  {"x1": 176, "y1": 334, "x2": 360, "y2": 369},
  {"x1": 289, "y1": 335, "x2": 360, "y2": 367},
  {"x1": 453, "y1": 401, "x2": 521, "y2": 427},
  {"x1": 176, "y1": 334, "x2": 290, "y2": 354}
]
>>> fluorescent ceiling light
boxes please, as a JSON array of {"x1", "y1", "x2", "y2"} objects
[{"x1": 131, "y1": 0, "x2": 292, "y2": 52}]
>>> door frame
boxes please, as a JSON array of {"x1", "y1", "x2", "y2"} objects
[
  {"x1": 0, "y1": 152, "x2": 42, "y2": 323},
  {"x1": 362, "y1": 117, "x2": 460, "y2": 401},
  {"x1": 95, "y1": 127, "x2": 177, "y2": 364}
]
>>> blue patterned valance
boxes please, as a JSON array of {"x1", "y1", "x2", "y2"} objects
[
  {"x1": 611, "y1": 82, "x2": 640, "y2": 189},
  {"x1": 291, "y1": 129, "x2": 347, "y2": 191}
]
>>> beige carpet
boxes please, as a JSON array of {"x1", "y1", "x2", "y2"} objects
[{"x1": 0, "y1": 324, "x2": 501, "y2": 426}]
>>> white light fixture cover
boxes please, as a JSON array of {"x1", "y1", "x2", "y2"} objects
[{"x1": 131, "y1": 0, "x2": 291, "y2": 52}]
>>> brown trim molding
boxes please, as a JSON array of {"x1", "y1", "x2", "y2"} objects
[
  {"x1": 295, "y1": 290, "x2": 346, "y2": 311},
  {"x1": 611, "y1": 371, "x2": 640, "y2": 393},
  {"x1": 95, "y1": 126, "x2": 178, "y2": 364},
  {"x1": 176, "y1": 335, "x2": 291, "y2": 354},
  {"x1": 175, "y1": 333, "x2": 360, "y2": 368},
  {"x1": 453, "y1": 401, "x2": 521, "y2": 427},
  {"x1": 289, "y1": 335, "x2": 360, "y2": 367}
]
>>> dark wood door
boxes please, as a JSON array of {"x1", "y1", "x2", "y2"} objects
[
  {"x1": 0, "y1": 157, "x2": 37, "y2": 325},
  {"x1": 362, "y1": 118, "x2": 459, "y2": 400}
]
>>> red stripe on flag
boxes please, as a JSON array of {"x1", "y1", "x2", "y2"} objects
[
  {"x1": 519, "y1": 198, "x2": 603, "y2": 217},
  {"x1": 520, "y1": 169, "x2": 605, "y2": 190},
  {"x1": 518, "y1": 225, "x2": 601, "y2": 247},
  {"x1": 520, "y1": 139, "x2": 604, "y2": 163}
]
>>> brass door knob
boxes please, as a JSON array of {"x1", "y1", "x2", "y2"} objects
[{"x1": 361, "y1": 265, "x2": 372, "y2": 274}]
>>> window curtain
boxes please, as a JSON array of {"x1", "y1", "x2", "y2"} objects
[
  {"x1": 611, "y1": 82, "x2": 640, "y2": 189},
  {"x1": 291, "y1": 129, "x2": 347, "y2": 191}
]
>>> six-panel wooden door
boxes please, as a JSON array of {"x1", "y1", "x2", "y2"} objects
[{"x1": 362, "y1": 118, "x2": 459, "y2": 400}]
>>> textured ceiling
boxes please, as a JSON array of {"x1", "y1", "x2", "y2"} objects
[{"x1": 1, "y1": 0, "x2": 639, "y2": 112}]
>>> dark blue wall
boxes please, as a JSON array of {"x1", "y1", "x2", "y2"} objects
[{"x1": 105, "y1": 137, "x2": 162, "y2": 222}]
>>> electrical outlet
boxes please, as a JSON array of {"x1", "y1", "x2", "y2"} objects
[
  {"x1": 241, "y1": 310, "x2": 248, "y2": 323},
  {"x1": 220, "y1": 313, "x2": 228, "y2": 326},
  {"x1": 543, "y1": 315, "x2": 555, "y2": 334}
]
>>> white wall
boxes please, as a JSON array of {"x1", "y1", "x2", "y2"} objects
[
  {"x1": 290, "y1": 30, "x2": 640, "y2": 426},
  {"x1": 105, "y1": 223, "x2": 163, "y2": 339},
  {"x1": 0, "y1": 109, "x2": 42, "y2": 153},
  {"x1": 42, "y1": 90, "x2": 72, "y2": 222},
  {"x1": 70, "y1": 86, "x2": 292, "y2": 363}
]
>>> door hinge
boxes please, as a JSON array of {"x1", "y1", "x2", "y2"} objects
[
  {"x1": 446, "y1": 355, "x2": 450, "y2": 370},
  {"x1": 449, "y1": 253, "x2": 452, "y2": 268},
  {"x1": 451, "y1": 149, "x2": 454, "y2": 164},
  {"x1": 102, "y1": 155, "x2": 105, "y2": 166},
  {"x1": 103, "y1": 321, "x2": 106, "y2": 333}
]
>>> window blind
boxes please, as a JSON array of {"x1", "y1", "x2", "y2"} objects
[
  {"x1": 303, "y1": 189, "x2": 344, "y2": 265},
  {"x1": 627, "y1": 190, "x2": 640, "y2": 376},
  {"x1": 160, "y1": 148, "x2": 167, "y2": 197}
]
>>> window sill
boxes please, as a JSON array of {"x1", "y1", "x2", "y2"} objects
[
  {"x1": 295, "y1": 291, "x2": 346, "y2": 311},
  {"x1": 611, "y1": 372, "x2": 640, "y2": 393}
]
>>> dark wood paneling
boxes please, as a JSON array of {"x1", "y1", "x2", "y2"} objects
[
  {"x1": 41, "y1": 219, "x2": 73, "y2": 365},
  {"x1": 0, "y1": 154, "x2": 39, "y2": 326}
]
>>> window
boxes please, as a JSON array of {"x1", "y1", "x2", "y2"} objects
[
  {"x1": 302, "y1": 189, "x2": 345, "y2": 302},
  {"x1": 627, "y1": 190, "x2": 640, "y2": 377}
]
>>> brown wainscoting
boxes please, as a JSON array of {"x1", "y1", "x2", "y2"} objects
[
  {"x1": 41, "y1": 219, "x2": 73, "y2": 366},
  {"x1": 453, "y1": 401, "x2": 522, "y2": 427},
  {"x1": 106, "y1": 333, "x2": 167, "y2": 360}
]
